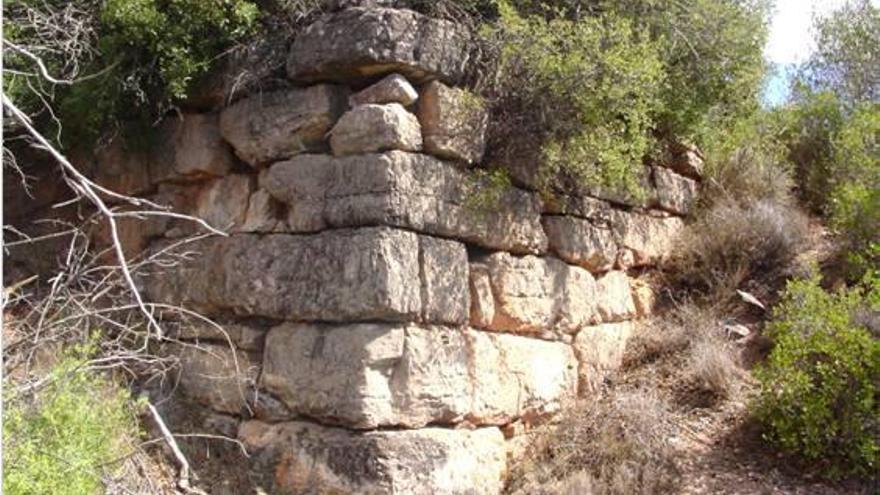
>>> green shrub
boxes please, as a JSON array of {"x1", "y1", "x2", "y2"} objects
[
  {"x1": 488, "y1": 0, "x2": 664, "y2": 200},
  {"x1": 5, "y1": 0, "x2": 260, "y2": 147},
  {"x1": 3, "y1": 349, "x2": 141, "y2": 495},
  {"x1": 782, "y1": 89, "x2": 847, "y2": 211},
  {"x1": 754, "y1": 275, "x2": 880, "y2": 476},
  {"x1": 828, "y1": 103, "x2": 880, "y2": 273}
]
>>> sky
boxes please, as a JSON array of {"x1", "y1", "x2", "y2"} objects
[{"x1": 762, "y1": 0, "x2": 879, "y2": 106}]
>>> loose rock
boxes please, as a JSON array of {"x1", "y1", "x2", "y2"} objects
[{"x1": 329, "y1": 103, "x2": 422, "y2": 156}]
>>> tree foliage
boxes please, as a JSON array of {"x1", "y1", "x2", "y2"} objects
[{"x1": 798, "y1": 0, "x2": 880, "y2": 106}]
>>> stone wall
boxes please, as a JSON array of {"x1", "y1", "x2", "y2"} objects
[{"x1": 95, "y1": 4, "x2": 702, "y2": 494}]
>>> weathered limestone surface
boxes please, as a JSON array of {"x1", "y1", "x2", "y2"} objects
[
  {"x1": 594, "y1": 271, "x2": 636, "y2": 323},
  {"x1": 152, "y1": 113, "x2": 236, "y2": 181},
  {"x1": 666, "y1": 142, "x2": 705, "y2": 178},
  {"x1": 239, "y1": 420, "x2": 506, "y2": 495},
  {"x1": 262, "y1": 323, "x2": 577, "y2": 429},
  {"x1": 542, "y1": 216, "x2": 618, "y2": 273},
  {"x1": 171, "y1": 343, "x2": 259, "y2": 414},
  {"x1": 262, "y1": 151, "x2": 547, "y2": 253},
  {"x1": 143, "y1": 228, "x2": 469, "y2": 325},
  {"x1": 329, "y1": 103, "x2": 422, "y2": 155},
  {"x1": 631, "y1": 277, "x2": 657, "y2": 318},
  {"x1": 193, "y1": 174, "x2": 254, "y2": 231},
  {"x1": 468, "y1": 331, "x2": 577, "y2": 425},
  {"x1": 543, "y1": 193, "x2": 612, "y2": 222},
  {"x1": 92, "y1": 114, "x2": 236, "y2": 196},
  {"x1": 240, "y1": 188, "x2": 283, "y2": 233},
  {"x1": 471, "y1": 252, "x2": 596, "y2": 338},
  {"x1": 573, "y1": 321, "x2": 633, "y2": 395},
  {"x1": 653, "y1": 166, "x2": 698, "y2": 215},
  {"x1": 612, "y1": 210, "x2": 685, "y2": 268},
  {"x1": 171, "y1": 321, "x2": 266, "y2": 351},
  {"x1": 92, "y1": 140, "x2": 154, "y2": 197},
  {"x1": 219, "y1": 85, "x2": 349, "y2": 166},
  {"x1": 350, "y1": 73, "x2": 418, "y2": 106},
  {"x1": 287, "y1": 8, "x2": 471, "y2": 85},
  {"x1": 263, "y1": 323, "x2": 470, "y2": 429},
  {"x1": 417, "y1": 81, "x2": 487, "y2": 164}
]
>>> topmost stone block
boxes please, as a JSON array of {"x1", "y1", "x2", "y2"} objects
[{"x1": 287, "y1": 7, "x2": 471, "y2": 85}]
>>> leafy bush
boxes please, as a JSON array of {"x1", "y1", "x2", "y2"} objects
[
  {"x1": 487, "y1": 0, "x2": 664, "y2": 200},
  {"x1": 782, "y1": 89, "x2": 847, "y2": 211},
  {"x1": 666, "y1": 198, "x2": 809, "y2": 302},
  {"x1": 828, "y1": 102, "x2": 880, "y2": 272},
  {"x1": 3, "y1": 350, "x2": 141, "y2": 495},
  {"x1": 754, "y1": 275, "x2": 879, "y2": 476}
]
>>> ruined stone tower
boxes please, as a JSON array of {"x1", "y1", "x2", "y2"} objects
[{"x1": 89, "y1": 3, "x2": 702, "y2": 493}]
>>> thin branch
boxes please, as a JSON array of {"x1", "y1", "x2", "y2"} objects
[{"x1": 146, "y1": 402, "x2": 207, "y2": 495}]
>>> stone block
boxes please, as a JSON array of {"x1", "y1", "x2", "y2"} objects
[
  {"x1": 239, "y1": 420, "x2": 506, "y2": 495},
  {"x1": 194, "y1": 174, "x2": 254, "y2": 232},
  {"x1": 468, "y1": 330, "x2": 577, "y2": 425},
  {"x1": 468, "y1": 265, "x2": 495, "y2": 328},
  {"x1": 573, "y1": 321, "x2": 633, "y2": 395},
  {"x1": 471, "y1": 252, "x2": 596, "y2": 337},
  {"x1": 152, "y1": 112, "x2": 235, "y2": 181},
  {"x1": 542, "y1": 193, "x2": 613, "y2": 222},
  {"x1": 631, "y1": 278, "x2": 656, "y2": 318},
  {"x1": 329, "y1": 103, "x2": 422, "y2": 156},
  {"x1": 417, "y1": 81, "x2": 488, "y2": 164},
  {"x1": 611, "y1": 210, "x2": 684, "y2": 268},
  {"x1": 93, "y1": 140, "x2": 152, "y2": 197},
  {"x1": 666, "y1": 141, "x2": 705, "y2": 178},
  {"x1": 542, "y1": 216, "x2": 618, "y2": 273},
  {"x1": 594, "y1": 271, "x2": 636, "y2": 323},
  {"x1": 350, "y1": 73, "x2": 418, "y2": 106},
  {"x1": 262, "y1": 151, "x2": 547, "y2": 253},
  {"x1": 241, "y1": 188, "x2": 284, "y2": 233},
  {"x1": 143, "y1": 228, "x2": 468, "y2": 325},
  {"x1": 287, "y1": 8, "x2": 471, "y2": 85},
  {"x1": 170, "y1": 343, "x2": 260, "y2": 414},
  {"x1": 653, "y1": 166, "x2": 698, "y2": 215},
  {"x1": 262, "y1": 323, "x2": 470, "y2": 429},
  {"x1": 219, "y1": 85, "x2": 349, "y2": 166}
]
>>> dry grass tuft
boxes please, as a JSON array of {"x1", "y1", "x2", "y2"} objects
[
  {"x1": 704, "y1": 147, "x2": 795, "y2": 209},
  {"x1": 689, "y1": 336, "x2": 739, "y2": 400},
  {"x1": 665, "y1": 198, "x2": 809, "y2": 305},
  {"x1": 507, "y1": 391, "x2": 680, "y2": 495}
]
